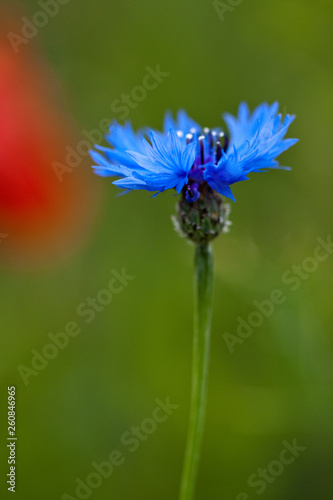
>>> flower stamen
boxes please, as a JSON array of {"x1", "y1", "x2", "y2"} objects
[
  {"x1": 216, "y1": 141, "x2": 222, "y2": 163},
  {"x1": 186, "y1": 133, "x2": 193, "y2": 144},
  {"x1": 219, "y1": 131, "x2": 229, "y2": 152},
  {"x1": 199, "y1": 135, "x2": 205, "y2": 165}
]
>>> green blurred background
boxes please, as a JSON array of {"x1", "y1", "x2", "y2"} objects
[{"x1": 1, "y1": 0, "x2": 333, "y2": 498}]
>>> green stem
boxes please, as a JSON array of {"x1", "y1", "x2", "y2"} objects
[{"x1": 179, "y1": 243, "x2": 214, "y2": 500}]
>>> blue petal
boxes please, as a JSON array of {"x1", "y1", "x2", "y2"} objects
[
  {"x1": 223, "y1": 102, "x2": 297, "y2": 173},
  {"x1": 113, "y1": 176, "x2": 156, "y2": 191},
  {"x1": 106, "y1": 121, "x2": 146, "y2": 153},
  {"x1": 94, "y1": 145, "x2": 141, "y2": 169},
  {"x1": 176, "y1": 109, "x2": 201, "y2": 134}
]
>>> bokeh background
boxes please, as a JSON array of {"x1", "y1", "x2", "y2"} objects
[{"x1": 1, "y1": 0, "x2": 333, "y2": 498}]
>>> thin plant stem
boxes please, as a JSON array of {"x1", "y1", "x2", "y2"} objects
[{"x1": 179, "y1": 243, "x2": 214, "y2": 500}]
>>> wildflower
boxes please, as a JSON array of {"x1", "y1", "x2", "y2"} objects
[
  {"x1": 90, "y1": 102, "x2": 297, "y2": 203},
  {"x1": 89, "y1": 101, "x2": 299, "y2": 500}
]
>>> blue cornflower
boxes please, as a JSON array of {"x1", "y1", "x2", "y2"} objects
[{"x1": 90, "y1": 102, "x2": 298, "y2": 202}]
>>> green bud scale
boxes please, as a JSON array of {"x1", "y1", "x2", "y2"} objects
[{"x1": 173, "y1": 184, "x2": 231, "y2": 245}]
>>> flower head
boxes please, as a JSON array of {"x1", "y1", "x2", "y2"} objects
[{"x1": 90, "y1": 102, "x2": 297, "y2": 203}]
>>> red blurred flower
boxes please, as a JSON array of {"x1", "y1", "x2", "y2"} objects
[{"x1": 0, "y1": 5, "x2": 99, "y2": 267}]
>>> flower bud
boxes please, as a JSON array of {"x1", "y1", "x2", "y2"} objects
[{"x1": 173, "y1": 184, "x2": 231, "y2": 244}]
